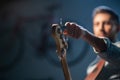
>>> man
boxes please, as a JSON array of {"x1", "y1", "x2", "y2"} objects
[{"x1": 57, "y1": 6, "x2": 120, "y2": 80}]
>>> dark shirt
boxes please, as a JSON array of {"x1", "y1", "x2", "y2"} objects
[{"x1": 87, "y1": 38, "x2": 120, "y2": 80}]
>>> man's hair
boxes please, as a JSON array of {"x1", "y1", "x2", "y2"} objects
[{"x1": 92, "y1": 6, "x2": 119, "y2": 25}]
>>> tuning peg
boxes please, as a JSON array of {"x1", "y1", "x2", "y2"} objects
[{"x1": 56, "y1": 50, "x2": 58, "y2": 53}]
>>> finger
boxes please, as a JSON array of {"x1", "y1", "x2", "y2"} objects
[
  {"x1": 70, "y1": 23, "x2": 76, "y2": 27},
  {"x1": 65, "y1": 22, "x2": 71, "y2": 26}
]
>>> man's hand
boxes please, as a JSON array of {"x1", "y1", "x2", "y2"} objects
[{"x1": 63, "y1": 22, "x2": 85, "y2": 39}]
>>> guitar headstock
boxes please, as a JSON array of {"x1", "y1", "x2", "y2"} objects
[{"x1": 51, "y1": 24, "x2": 68, "y2": 59}]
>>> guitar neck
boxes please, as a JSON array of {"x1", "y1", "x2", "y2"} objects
[
  {"x1": 60, "y1": 56, "x2": 72, "y2": 80},
  {"x1": 51, "y1": 24, "x2": 72, "y2": 80}
]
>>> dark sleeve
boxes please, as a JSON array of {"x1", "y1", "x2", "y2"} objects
[{"x1": 94, "y1": 38, "x2": 120, "y2": 65}]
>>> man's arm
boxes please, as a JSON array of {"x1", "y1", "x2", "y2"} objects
[{"x1": 64, "y1": 22, "x2": 107, "y2": 53}]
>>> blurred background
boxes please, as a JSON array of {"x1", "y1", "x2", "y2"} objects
[{"x1": 0, "y1": 0, "x2": 120, "y2": 80}]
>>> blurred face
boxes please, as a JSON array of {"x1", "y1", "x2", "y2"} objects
[{"x1": 93, "y1": 13, "x2": 119, "y2": 41}]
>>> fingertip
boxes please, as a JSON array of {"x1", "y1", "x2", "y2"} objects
[{"x1": 65, "y1": 22, "x2": 70, "y2": 26}]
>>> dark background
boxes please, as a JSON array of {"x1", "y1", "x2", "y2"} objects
[{"x1": 0, "y1": 0, "x2": 120, "y2": 80}]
